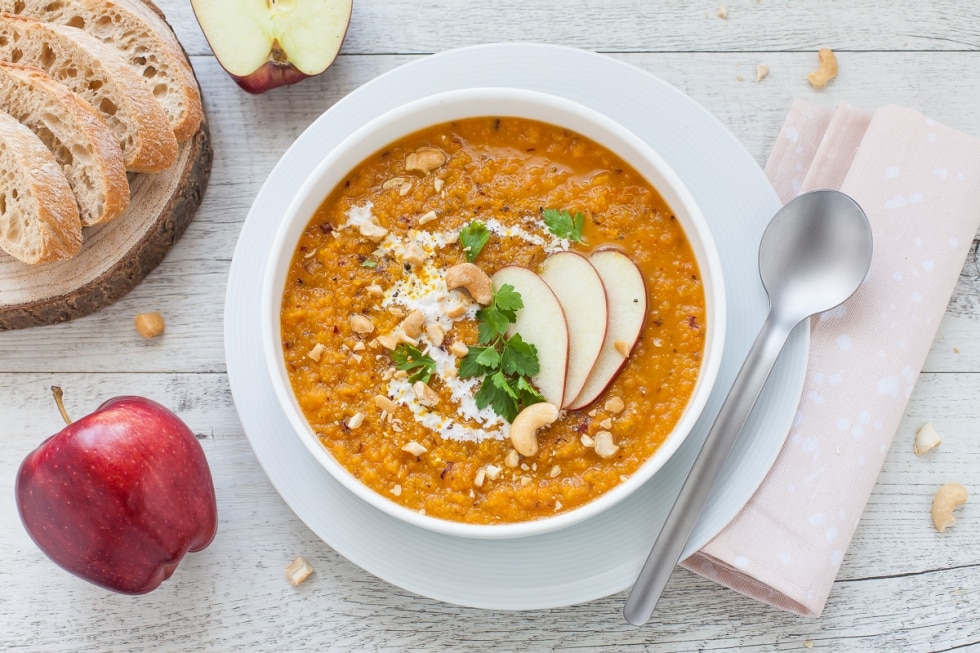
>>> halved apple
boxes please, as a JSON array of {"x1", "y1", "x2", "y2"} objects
[
  {"x1": 491, "y1": 266, "x2": 569, "y2": 408},
  {"x1": 191, "y1": 0, "x2": 353, "y2": 94},
  {"x1": 538, "y1": 252, "x2": 608, "y2": 408},
  {"x1": 566, "y1": 249, "x2": 647, "y2": 410}
]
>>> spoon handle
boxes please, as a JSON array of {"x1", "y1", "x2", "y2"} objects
[{"x1": 623, "y1": 308, "x2": 799, "y2": 626}]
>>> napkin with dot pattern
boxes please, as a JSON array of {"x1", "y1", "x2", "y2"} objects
[{"x1": 680, "y1": 99, "x2": 980, "y2": 617}]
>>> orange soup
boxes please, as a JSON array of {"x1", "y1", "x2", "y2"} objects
[{"x1": 280, "y1": 116, "x2": 705, "y2": 524}]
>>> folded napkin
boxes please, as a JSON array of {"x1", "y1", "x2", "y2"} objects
[{"x1": 681, "y1": 99, "x2": 980, "y2": 617}]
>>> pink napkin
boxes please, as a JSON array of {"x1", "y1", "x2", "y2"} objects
[{"x1": 681, "y1": 100, "x2": 980, "y2": 616}]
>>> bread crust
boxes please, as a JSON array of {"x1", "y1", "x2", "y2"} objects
[
  {"x1": 0, "y1": 0, "x2": 203, "y2": 142},
  {"x1": 0, "y1": 110, "x2": 82, "y2": 264},
  {"x1": 0, "y1": 13, "x2": 179, "y2": 172},
  {"x1": 0, "y1": 62, "x2": 130, "y2": 226}
]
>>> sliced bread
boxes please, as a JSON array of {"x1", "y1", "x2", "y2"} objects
[
  {"x1": 0, "y1": 62, "x2": 129, "y2": 226},
  {"x1": 0, "y1": 13, "x2": 178, "y2": 173},
  {"x1": 0, "y1": 109, "x2": 82, "y2": 264},
  {"x1": 0, "y1": 0, "x2": 203, "y2": 142}
]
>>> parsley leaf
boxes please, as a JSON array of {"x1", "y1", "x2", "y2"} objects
[
  {"x1": 542, "y1": 208, "x2": 586, "y2": 242},
  {"x1": 458, "y1": 221, "x2": 491, "y2": 262},
  {"x1": 361, "y1": 259, "x2": 378, "y2": 268},
  {"x1": 391, "y1": 343, "x2": 436, "y2": 383},
  {"x1": 457, "y1": 284, "x2": 544, "y2": 422}
]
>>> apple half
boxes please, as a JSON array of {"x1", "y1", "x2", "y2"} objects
[
  {"x1": 565, "y1": 249, "x2": 648, "y2": 410},
  {"x1": 191, "y1": 0, "x2": 353, "y2": 94},
  {"x1": 491, "y1": 266, "x2": 570, "y2": 408},
  {"x1": 538, "y1": 251, "x2": 609, "y2": 408}
]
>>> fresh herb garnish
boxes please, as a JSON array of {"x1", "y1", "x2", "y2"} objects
[
  {"x1": 391, "y1": 343, "x2": 436, "y2": 383},
  {"x1": 458, "y1": 221, "x2": 491, "y2": 262},
  {"x1": 542, "y1": 208, "x2": 586, "y2": 242},
  {"x1": 361, "y1": 259, "x2": 378, "y2": 268},
  {"x1": 458, "y1": 284, "x2": 544, "y2": 421}
]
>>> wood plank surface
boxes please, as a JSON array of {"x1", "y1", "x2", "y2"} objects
[{"x1": 1, "y1": 0, "x2": 978, "y2": 651}]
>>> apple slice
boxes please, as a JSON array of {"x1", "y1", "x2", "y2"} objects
[
  {"x1": 566, "y1": 249, "x2": 647, "y2": 410},
  {"x1": 491, "y1": 266, "x2": 570, "y2": 408},
  {"x1": 538, "y1": 252, "x2": 609, "y2": 408},
  {"x1": 191, "y1": 0, "x2": 353, "y2": 94}
]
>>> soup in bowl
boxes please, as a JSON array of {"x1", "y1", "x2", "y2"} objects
[{"x1": 262, "y1": 88, "x2": 725, "y2": 538}]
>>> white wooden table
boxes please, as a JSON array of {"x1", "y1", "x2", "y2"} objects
[{"x1": 2, "y1": 1, "x2": 978, "y2": 650}]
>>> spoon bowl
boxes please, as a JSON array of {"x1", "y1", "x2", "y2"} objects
[{"x1": 624, "y1": 189, "x2": 872, "y2": 626}]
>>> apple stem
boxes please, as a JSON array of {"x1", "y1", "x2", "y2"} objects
[{"x1": 51, "y1": 386, "x2": 73, "y2": 425}]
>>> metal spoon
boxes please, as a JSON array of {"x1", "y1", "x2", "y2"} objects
[{"x1": 623, "y1": 189, "x2": 873, "y2": 626}]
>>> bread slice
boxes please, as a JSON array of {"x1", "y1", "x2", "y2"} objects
[
  {"x1": 0, "y1": 13, "x2": 178, "y2": 173},
  {"x1": 0, "y1": 109, "x2": 82, "y2": 264},
  {"x1": 0, "y1": 0, "x2": 203, "y2": 142},
  {"x1": 0, "y1": 62, "x2": 129, "y2": 226}
]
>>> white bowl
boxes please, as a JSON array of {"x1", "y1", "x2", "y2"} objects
[{"x1": 261, "y1": 87, "x2": 726, "y2": 539}]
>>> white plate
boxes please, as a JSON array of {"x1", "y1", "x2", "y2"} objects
[{"x1": 224, "y1": 43, "x2": 807, "y2": 610}]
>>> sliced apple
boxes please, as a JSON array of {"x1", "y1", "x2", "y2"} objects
[
  {"x1": 191, "y1": 0, "x2": 353, "y2": 94},
  {"x1": 565, "y1": 249, "x2": 647, "y2": 410},
  {"x1": 538, "y1": 252, "x2": 609, "y2": 408},
  {"x1": 491, "y1": 266, "x2": 570, "y2": 408}
]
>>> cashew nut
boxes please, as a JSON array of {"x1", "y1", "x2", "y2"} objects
[
  {"x1": 931, "y1": 483, "x2": 967, "y2": 532},
  {"x1": 349, "y1": 314, "x2": 374, "y2": 334},
  {"x1": 509, "y1": 402, "x2": 559, "y2": 457},
  {"x1": 445, "y1": 263, "x2": 493, "y2": 305},
  {"x1": 412, "y1": 381, "x2": 440, "y2": 407},
  {"x1": 594, "y1": 430, "x2": 620, "y2": 459},
  {"x1": 914, "y1": 423, "x2": 942, "y2": 456},
  {"x1": 402, "y1": 242, "x2": 426, "y2": 267},
  {"x1": 401, "y1": 310, "x2": 425, "y2": 339},
  {"x1": 405, "y1": 147, "x2": 448, "y2": 175},
  {"x1": 807, "y1": 48, "x2": 838, "y2": 89}
]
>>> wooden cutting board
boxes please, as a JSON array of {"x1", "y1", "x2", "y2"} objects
[{"x1": 0, "y1": 13, "x2": 212, "y2": 331}]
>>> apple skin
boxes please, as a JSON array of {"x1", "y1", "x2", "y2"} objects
[
  {"x1": 230, "y1": 57, "x2": 311, "y2": 94},
  {"x1": 15, "y1": 395, "x2": 218, "y2": 595}
]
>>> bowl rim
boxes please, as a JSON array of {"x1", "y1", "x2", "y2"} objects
[{"x1": 261, "y1": 86, "x2": 727, "y2": 539}]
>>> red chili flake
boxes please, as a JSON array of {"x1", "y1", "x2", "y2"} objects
[
  {"x1": 440, "y1": 461, "x2": 455, "y2": 480},
  {"x1": 318, "y1": 222, "x2": 333, "y2": 234},
  {"x1": 687, "y1": 316, "x2": 700, "y2": 330}
]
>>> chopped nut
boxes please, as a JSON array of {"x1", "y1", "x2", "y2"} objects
[
  {"x1": 401, "y1": 440, "x2": 428, "y2": 456},
  {"x1": 426, "y1": 323, "x2": 445, "y2": 346},
  {"x1": 549, "y1": 465, "x2": 561, "y2": 478},
  {"x1": 382, "y1": 176, "x2": 407, "y2": 190},
  {"x1": 391, "y1": 484, "x2": 402, "y2": 496},
  {"x1": 433, "y1": 178, "x2": 445, "y2": 192},
  {"x1": 350, "y1": 353, "x2": 363, "y2": 363},
  {"x1": 413, "y1": 381, "x2": 440, "y2": 407},
  {"x1": 388, "y1": 307, "x2": 407, "y2": 318},
  {"x1": 347, "y1": 412, "x2": 364, "y2": 429},
  {"x1": 587, "y1": 409, "x2": 598, "y2": 418},
  {"x1": 418, "y1": 210, "x2": 439, "y2": 225},
  {"x1": 402, "y1": 310, "x2": 426, "y2": 338},
  {"x1": 484, "y1": 464, "x2": 502, "y2": 480},
  {"x1": 580, "y1": 433, "x2": 595, "y2": 448},
  {"x1": 350, "y1": 314, "x2": 374, "y2": 334},
  {"x1": 604, "y1": 396, "x2": 625, "y2": 414},
  {"x1": 285, "y1": 556, "x2": 314, "y2": 586},
  {"x1": 756, "y1": 63, "x2": 770, "y2": 82},
  {"x1": 594, "y1": 431, "x2": 620, "y2": 459},
  {"x1": 554, "y1": 500, "x2": 563, "y2": 511},
  {"x1": 520, "y1": 475, "x2": 532, "y2": 487},
  {"x1": 381, "y1": 367, "x2": 395, "y2": 381},
  {"x1": 716, "y1": 5, "x2": 728, "y2": 18},
  {"x1": 393, "y1": 370, "x2": 408, "y2": 380},
  {"x1": 376, "y1": 334, "x2": 398, "y2": 350},
  {"x1": 405, "y1": 146, "x2": 448, "y2": 175},
  {"x1": 474, "y1": 467, "x2": 486, "y2": 487},
  {"x1": 914, "y1": 423, "x2": 942, "y2": 456},
  {"x1": 135, "y1": 312, "x2": 165, "y2": 339},
  {"x1": 352, "y1": 341, "x2": 366, "y2": 352},
  {"x1": 399, "y1": 181, "x2": 412, "y2": 197},
  {"x1": 307, "y1": 342, "x2": 326, "y2": 362},
  {"x1": 932, "y1": 483, "x2": 968, "y2": 532},
  {"x1": 614, "y1": 339, "x2": 631, "y2": 358},
  {"x1": 402, "y1": 242, "x2": 426, "y2": 267},
  {"x1": 448, "y1": 341, "x2": 469, "y2": 357},
  {"x1": 397, "y1": 332, "x2": 419, "y2": 346},
  {"x1": 374, "y1": 394, "x2": 397, "y2": 413},
  {"x1": 390, "y1": 420, "x2": 403, "y2": 433},
  {"x1": 446, "y1": 303, "x2": 468, "y2": 319},
  {"x1": 504, "y1": 449, "x2": 520, "y2": 468},
  {"x1": 366, "y1": 284, "x2": 384, "y2": 297},
  {"x1": 354, "y1": 216, "x2": 388, "y2": 242},
  {"x1": 599, "y1": 418, "x2": 613, "y2": 430}
]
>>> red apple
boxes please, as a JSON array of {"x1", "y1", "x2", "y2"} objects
[
  {"x1": 191, "y1": 0, "x2": 353, "y2": 94},
  {"x1": 15, "y1": 387, "x2": 218, "y2": 594}
]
